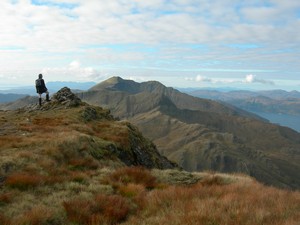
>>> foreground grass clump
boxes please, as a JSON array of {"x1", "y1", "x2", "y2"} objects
[
  {"x1": 0, "y1": 166, "x2": 299, "y2": 225},
  {"x1": 5, "y1": 172, "x2": 44, "y2": 190},
  {"x1": 123, "y1": 179, "x2": 300, "y2": 225},
  {"x1": 63, "y1": 194, "x2": 130, "y2": 225},
  {"x1": 107, "y1": 166, "x2": 157, "y2": 189}
]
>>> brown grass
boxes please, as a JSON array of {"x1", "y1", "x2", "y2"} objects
[
  {"x1": 123, "y1": 181, "x2": 300, "y2": 225},
  {"x1": 108, "y1": 166, "x2": 157, "y2": 189},
  {"x1": 5, "y1": 172, "x2": 45, "y2": 190},
  {"x1": 13, "y1": 206, "x2": 54, "y2": 225},
  {"x1": 0, "y1": 136, "x2": 24, "y2": 148},
  {"x1": 0, "y1": 192, "x2": 14, "y2": 205},
  {"x1": 118, "y1": 183, "x2": 146, "y2": 198},
  {"x1": 63, "y1": 194, "x2": 130, "y2": 225},
  {"x1": 0, "y1": 213, "x2": 11, "y2": 225},
  {"x1": 68, "y1": 157, "x2": 99, "y2": 170},
  {"x1": 91, "y1": 122, "x2": 131, "y2": 149},
  {"x1": 32, "y1": 117, "x2": 65, "y2": 127}
]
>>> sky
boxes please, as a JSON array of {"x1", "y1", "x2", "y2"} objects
[{"x1": 0, "y1": 0, "x2": 300, "y2": 91}]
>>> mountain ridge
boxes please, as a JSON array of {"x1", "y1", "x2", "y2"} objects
[
  {"x1": 188, "y1": 89, "x2": 300, "y2": 116},
  {"x1": 79, "y1": 77, "x2": 300, "y2": 189}
]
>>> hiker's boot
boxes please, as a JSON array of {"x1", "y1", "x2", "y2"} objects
[
  {"x1": 39, "y1": 98, "x2": 42, "y2": 106},
  {"x1": 46, "y1": 94, "x2": 50, "y2": 102}
]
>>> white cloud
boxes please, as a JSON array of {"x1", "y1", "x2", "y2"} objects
[
  {"x1": 245, "y1": 74, "x2": 274, "y2": 85},
  {"x1": 195, "y1": 75, "x2": 212, "y2": 82},
  {"x1": 186, "y1": 75, "x2": 238, "y2": 84},
  {"x1": 1, "y1": 0, "x2": 299, "y2": 50},
  {"x1": 0, "y1": 0, "x2": 299, "y2": 89},
  {"x1": 69, "y1": 60, "x2": 81, "y2": 70},
  {"x1": 245, "y1": 74, "x2": 255, "y2": 83},
  {"x1": 185, "y1": 74, "x2": 275, "y2": 86},
  {"x1": 41, "y1": 61, "x2": 103, "y2": 82}
]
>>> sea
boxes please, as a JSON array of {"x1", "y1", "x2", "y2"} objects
[{"x1": 253, "y1": 112, "x2": 300, "y2": 133}]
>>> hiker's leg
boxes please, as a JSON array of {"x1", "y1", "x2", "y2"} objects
[
  {"x1": 46, "y1": 91, "x2": 50, "y2": 101},
  {"x1": 38, "y1": 93, "x2": 42, "y2": 106}
]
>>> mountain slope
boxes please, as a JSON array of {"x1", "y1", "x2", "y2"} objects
[{"x1": 79, "y1": 77, "x2": 300, "y2": 189}]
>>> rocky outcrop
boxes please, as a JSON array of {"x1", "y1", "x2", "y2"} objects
[
  {"x1": 23, "y1": 87, "x2": 84, "y2": 111},
  {"x1": 117, "y1": 123, "x2": 178, "y2": 169},
  {"x1": 51, "y1": 87, "x2": 82, "y2": 107}
]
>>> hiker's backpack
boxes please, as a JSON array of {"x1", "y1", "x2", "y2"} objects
[{"x1": 35, "y1": 79, "x2": 42, "y2": 88}]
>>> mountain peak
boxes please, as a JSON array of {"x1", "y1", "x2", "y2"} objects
[
  {"x1": 89, "y1": 76, "x2": 133, "y2": 92},
  {"x1": 105, "y1": 76, "x2": 124, "y2": 84},
  {"x1": 89, "y1": 76, "x2": 169, "y2": 95}
]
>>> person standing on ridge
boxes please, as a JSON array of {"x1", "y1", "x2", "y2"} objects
[{"x1": 35, "y1": 74, "x2": 50, "y2": 106}]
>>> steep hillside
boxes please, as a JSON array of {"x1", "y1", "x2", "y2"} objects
[{"x1": 79, "y1": 77, "x2": 300, "y2": 189}]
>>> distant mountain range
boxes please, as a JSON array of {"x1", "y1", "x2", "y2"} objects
[
  {"x1": 185, "y1": 89, "x2": 300, "y2": 132},
  {"x1": 186, "y1": 89, "x2": 300, "y2": 116},
  {"x1": 0, "y1": 93, "x2": 28, "y2": 103},
  {"x1": 1, "y1": 77, "x2": 300, "y2": 189},
  {"x1": 0, "y1": 81, "x2": 96, "y2": 96}
]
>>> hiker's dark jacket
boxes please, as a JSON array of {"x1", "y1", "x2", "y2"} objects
[{"x1": 36, "y1": 79, "x2": 48, "y2": 94}]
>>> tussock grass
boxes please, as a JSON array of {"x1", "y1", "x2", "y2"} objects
[
  {"x1": 13, "y1": 206, "x2": 54, "y2": 225},
  {"x1": 0, "y1": 213, "x2": 10, "y2": 225},
  {"x1": 63, "y1": 194, "x2": 130, "y2": 225},
  {"x1": 107, "y1": 166, "x2": 157, "y2": 189},
  {"x1": 91, "y1": 122, "x2": 131, "y2": 149},
  {"x1": 0, "y1": 192, "x2": 14, "y2": 205},
  {"x1": 1, "y1": 165, "x2": 300, "y2": 225},
  {"x1": 123, "y1": 180, "x2": 300, "y2": 225},
  {"x1": 5, "y1": 172, "x2": 45, "y2": 190}
]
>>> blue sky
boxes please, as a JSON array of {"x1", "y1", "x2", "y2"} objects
[{"x1": 0, "y1": 0, "x2": 300, "y2": 90}]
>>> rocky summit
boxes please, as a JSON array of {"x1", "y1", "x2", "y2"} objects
[{"x1": 25, "y1": 87, "x2": 83, "y2": 111}]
